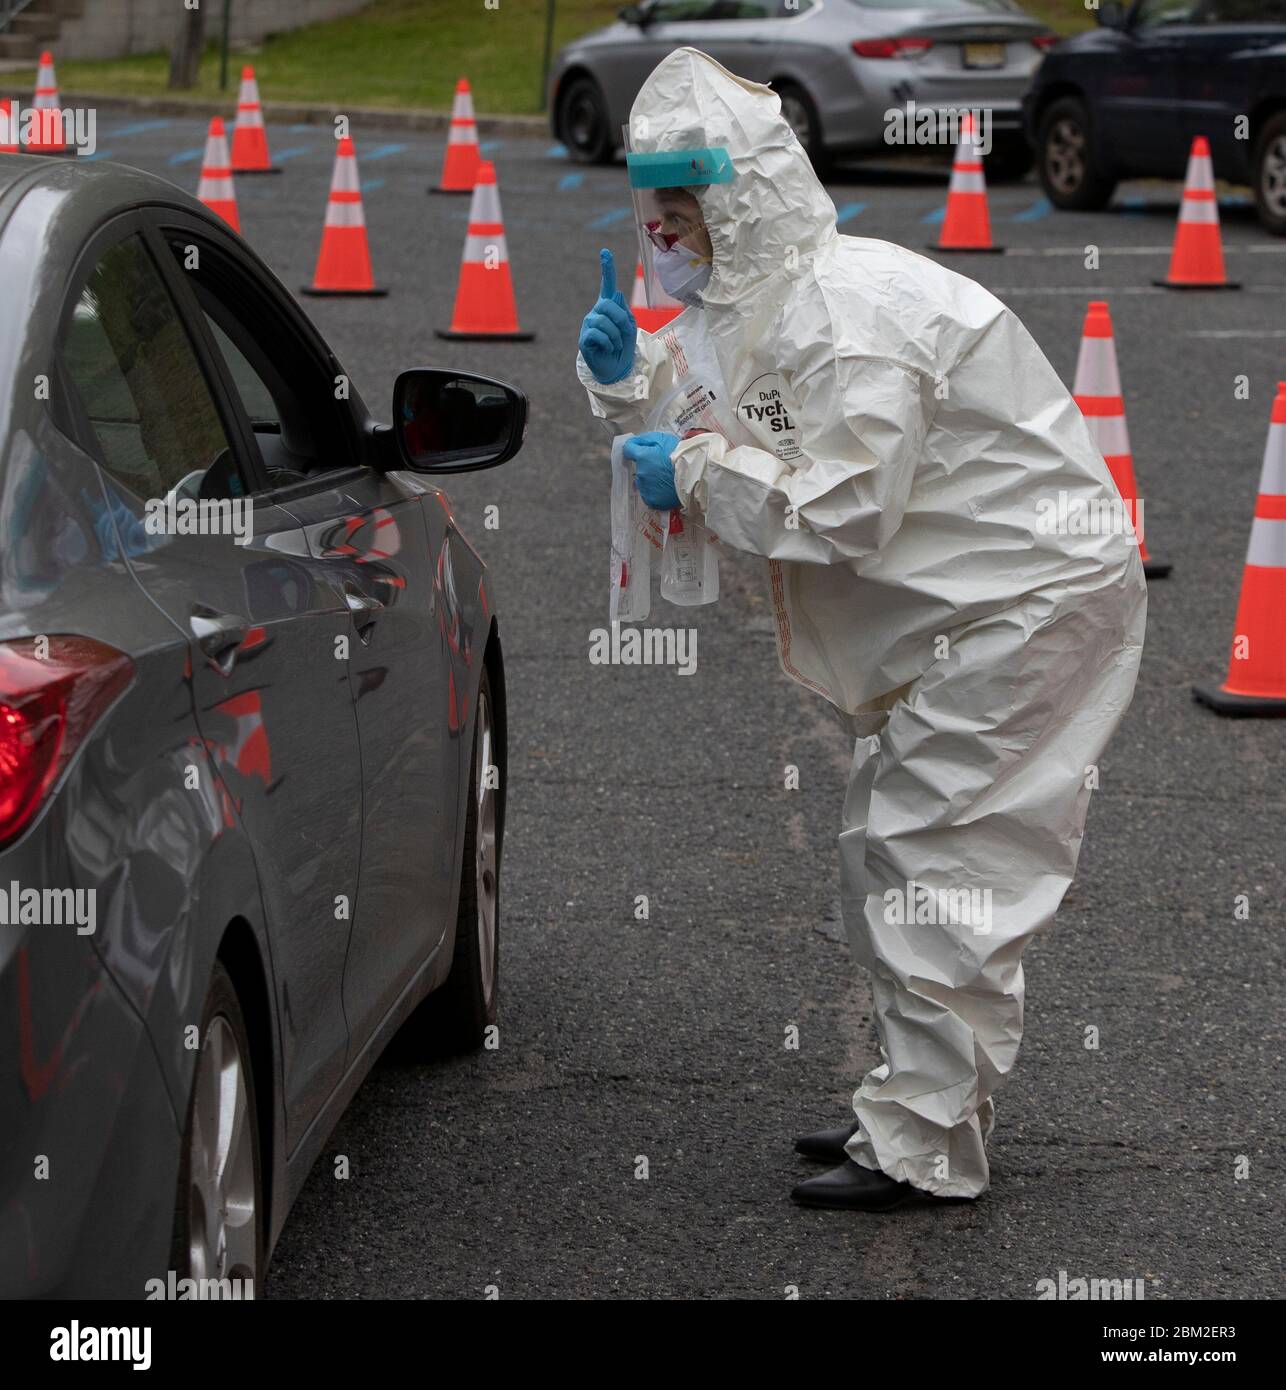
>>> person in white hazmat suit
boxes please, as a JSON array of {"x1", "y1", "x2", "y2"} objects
[{"x1": 576, "y1": 48, "x2": 1146, "y2": 1209}]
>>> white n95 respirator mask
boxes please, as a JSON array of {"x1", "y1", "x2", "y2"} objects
[{"x1": 653, "y1": 243, "x2": 713, "y2": 307}]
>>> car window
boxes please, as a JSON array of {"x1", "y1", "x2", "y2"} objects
[
  {"x1": 650, "y1": 1, "x2": 721, "y2": 20},
  {"x1": 59, "y1": 234, "x2": 239, "y2": 502},
  {"x1": 1134, "y1": 0, "x2": 1199, "y2": 27},
  {"x1": 204, "y1": 314, "x2": 280, "y2": 428},
  {"x1": 1188, "y1": 0, "x2": 1286, "y2": 19},
  {"x1": 848, "y1": 0, "x2": 1022, "y2": 10},
  {"x1": 168, "y1": 234, "x2": 361, "y2": 491}
]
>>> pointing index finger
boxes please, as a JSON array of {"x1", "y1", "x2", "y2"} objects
[{"x1": 599, "y1": 247, "x2": 616, "y2": 302}]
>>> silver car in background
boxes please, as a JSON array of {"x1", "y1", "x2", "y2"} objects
[{"x1": 550, "y1": 0, "x2": 1056, "y2": 180}]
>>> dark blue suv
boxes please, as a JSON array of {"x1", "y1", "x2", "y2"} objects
[{"x1": 1023, "y1": 0, "x2": 1286, "y2": 233}]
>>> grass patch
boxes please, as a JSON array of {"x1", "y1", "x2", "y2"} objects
[{"x1": 13, "y1": 0, "x2": 1098, "y2": 116}]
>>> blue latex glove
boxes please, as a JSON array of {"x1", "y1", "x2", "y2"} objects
[
  {"x1": 84, "y1": 486, "x2": 159, "y2": 562},
  {"x1": 578, "y1": 248, "x2": 637, "y2": 385},
  {"x1": 624, "y1": 431, "x2": 681, "y2": 512}
]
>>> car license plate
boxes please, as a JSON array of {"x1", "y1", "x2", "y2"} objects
[{"x1": 963, "y1": 42, "x2": 1005, "y2": 69}]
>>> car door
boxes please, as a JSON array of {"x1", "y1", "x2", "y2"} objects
[
  {"x1": 1170, "y1": 0, "x2": 1286, "y2": 175},
  {"x1": 153, "y1": 217, "x2": 460, "y2": 1060},
  {"x1": 1098, "y1": 0, "x2": 1192, "y2": 173},
  {"x1": 54, "y1": 216, "x2": 363, "y2": 1149}
]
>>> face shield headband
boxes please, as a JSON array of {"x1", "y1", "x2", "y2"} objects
[{"x1": 622, "y1": 138, "x2": 734, "y2": 308}]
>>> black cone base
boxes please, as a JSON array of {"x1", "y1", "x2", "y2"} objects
[{"x1": 1193, "y1": 682, "x2": 1286, "y2": 717}]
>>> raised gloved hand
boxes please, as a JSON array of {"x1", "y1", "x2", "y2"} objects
[
  {"x1": 623, "y1": 431, "x2": 681, "y2": 512},
  {"x1": 578, "y1": 248, "x2": 637, "y2": 385}
]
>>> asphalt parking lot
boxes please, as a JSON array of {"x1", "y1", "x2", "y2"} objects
[{"x1": 88, "y1": 110, "x2": 1286, "y2": 1298}]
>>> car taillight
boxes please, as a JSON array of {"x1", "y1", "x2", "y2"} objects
[
  {"x1": 853, "y1": 37, "x2": 933, "y2": 59},
  {"x1": 1032, "y1": 35, "x2": 1058, "y2": 50},
  {"x1": 0, "y1": 636, "x2": 133, "y2": 850}
]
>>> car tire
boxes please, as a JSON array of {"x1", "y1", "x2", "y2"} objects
[
  {"x1": 170, "y1": 959, "x2": 264, "y2": 1297},
  {"x1": 398, "y1": 666, "x2": 500, "y2": 1055},
  {"x1": 985, "y1": 135, "x2": 1035, "y2": 184},
  {"x1": 773, "y1": 81, "x2": 830, "y2": 179},
  {"x1": 1253, "y1": 111, "x2": 1286, "y2": 236},
  {"x1": 557, "y1": 75, "x2": 614, "y2": 165},
  {"x1": 1037, "y1": 96, "x2": 1116, "y2": 210}
]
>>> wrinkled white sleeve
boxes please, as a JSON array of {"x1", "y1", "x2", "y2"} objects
[
  {"x1": 671, "y1": 354, "x2": 932, "y2": 565},
  {"x1": 575, "y1": 329, "x2": 676, "y2": 437}
]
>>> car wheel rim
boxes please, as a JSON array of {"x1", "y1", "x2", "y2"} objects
[
  {"x1": 779, "y1": 94, "x2": 809, "y2": 146},
  {"x1": 567, "y1": 93, "x2": 599, "y2": 152},
  {"x1": 1046, "y1": 118, "x2": 1085, "y2": 194},
  {"x1": 1264, "y1": 135, "x2": 1286, "y2": 217},
  {"x1": 475, "y1": 688, "x2": 498, "y2": 1011},
  {"x1": 187, "y1": 1014, "x2": 256, "y2": 1292}
]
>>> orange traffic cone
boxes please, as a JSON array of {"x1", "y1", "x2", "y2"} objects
[
  {"x1": 631, "y1": 259, "x2": 682, "y2": 333},
  {"x1": 1155, "y1": 137, "x2": 1239, "y2": 290},
  {"x1": 197, "y1": 118, "x2": 240, "y2": 233},
  {"x1": 930, "y1": 113, "x2": 1001, "y2": 253},
  {"x1": 1072, "y1": 300, "x2": 1169, "y2": 579},
  {"x1": 1194, "y1": 382, "x2": 1286, "y2": 716},
  {"x1": 436, "y1": 160, "x2": 533, "y2": 341},
  {"x1": 29, "y1": 51, "x2": 67, "y2": 155},
  {"x1": 230, "y1": 66, "x2": 280, "y2": 174},
  {"x1": 302, "y1": 138, "x2": 387, "y2": 298},
  {"x1": 431, "y1": 77, "x2": 481, "y2": 194},
  {"x1": 0, "y1": 98, "x2": 18, "y2": 154}
]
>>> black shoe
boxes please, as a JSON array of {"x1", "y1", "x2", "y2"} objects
[
  {"x1": 794, "y1": 1120, "x2": 861, "y2": 1163},
  {"x1": 790, "y1": 1159, "x2": 918, "y2": 1211}
]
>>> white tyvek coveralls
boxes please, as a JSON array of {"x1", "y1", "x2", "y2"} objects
[{"x1": 578, "y1": 48, "x2": 1147, "y2": 1197}]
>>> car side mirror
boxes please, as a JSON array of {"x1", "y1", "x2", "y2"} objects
[
  {"x1": 1096, "y1": 1, "x2": 1126, "y2": 29},
  {"x1": 392, "y1": 369, "x2": 527, "y2": 474},
  {"x1": 619, "y1": 4, "x2": 651, "y2": 28}
]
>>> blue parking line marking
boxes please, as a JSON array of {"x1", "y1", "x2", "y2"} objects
[
  {"x1": 1013, "y1": 197, "x2": 1051, "y2": 222},
  {"x1": 588, "y1": 207, "x2": 631, "y2": 229},
  {"x1": 835, "y1": 201, "x2": 866, "y2": 225},
  {"x1": 559, "y1": 171, "x2": 584, "y2": 191},
  {"x1": 168, "y1": 147, "x2": 203, "y2": 165},
  {"x1": 363, "y1": 143, "x2": 406, "y2": 161},
  {"x1": 83, "y1": 150, "x2": 115, "y2": 162},
  {"x1": 108, "y1": 120, "x2": 172, "y2": 139},
  {"x1": 479, "y1": 139, "x2": 503, "y2": 154},
  {"x1": 1118, "y1": 194, "x2": 1148, "y2": 218},
  {"x1": 547, "y1": 143, "x2": 568, "y2": 159},
  {"x1": 273, "y1": 146, "x2": 312, "y2": 162},
  {"x1": 289, "y1": 123, "x2": 317, "y2": 133},
  {"x1": 362, "y1": 177, "x2": 385, "y2": 192},
  {"x1": 921, "y1": 206, "x2": 946, "y2": 225}
]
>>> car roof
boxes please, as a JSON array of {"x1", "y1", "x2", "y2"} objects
[{"x1": 0, "y1": 152, "x2": 210, "y2": 241}]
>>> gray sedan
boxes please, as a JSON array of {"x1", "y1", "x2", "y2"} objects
[
  {"x1": 0, "y1": 153, "x2": 523, "y2": 1297},
  {"x1": 550, "y1": 0, "x2": 1055, "y2": 179}
]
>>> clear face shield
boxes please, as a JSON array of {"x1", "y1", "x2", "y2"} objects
[{"x1": 623, "y1": 130, "x2": 734, "y2": 309}]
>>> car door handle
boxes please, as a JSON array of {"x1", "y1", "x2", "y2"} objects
[
  {"x1": 343, "y1": 585, "x2": 385, "y2": 641},
  {"x1": 344, "y1": 589, "x2": 385, "y2": 614},
  {"x1": 190, "y1": 606, "x2": 248, "y2": 673}
]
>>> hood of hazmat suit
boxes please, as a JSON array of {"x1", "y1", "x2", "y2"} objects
[{"x1": 577, "y1": 48, "x2": 1146, "y2": 1198}]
